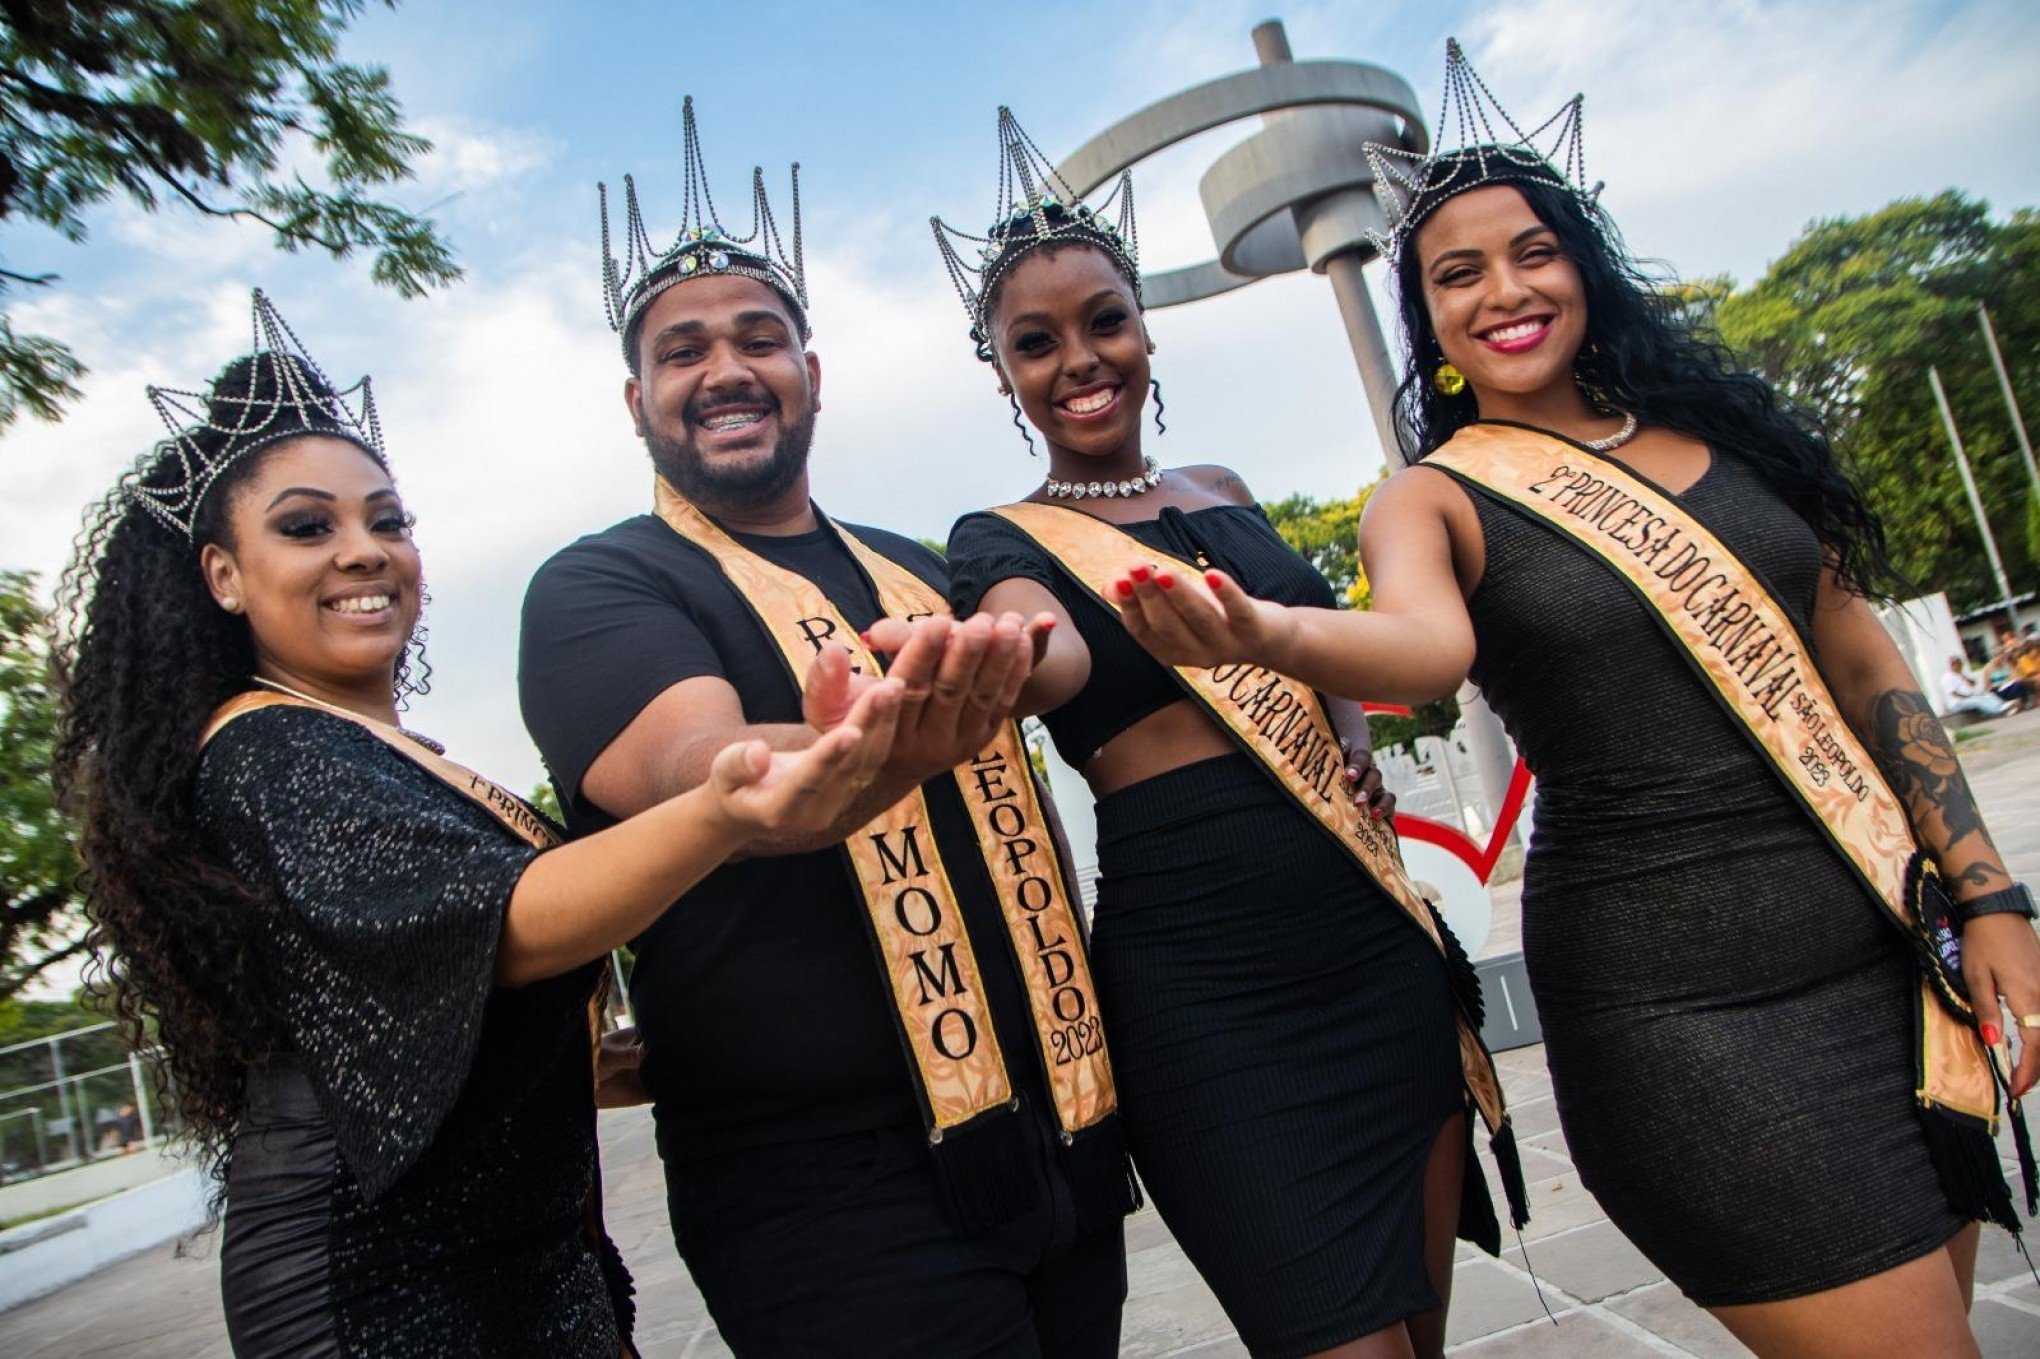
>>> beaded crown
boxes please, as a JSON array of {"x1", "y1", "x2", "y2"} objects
[
  {"x1": 1364, "y1": 39, "x2": 1598, "y2": 264},
  {"x1": 600, "y1": 96, "x2": 809, "y2": 361},
  {"x1": 931, "y1": 107, "x2": 1140, "y2": 362},
  {"x1": 130, "y1": 289, "x2": 386, "y2": 541}
]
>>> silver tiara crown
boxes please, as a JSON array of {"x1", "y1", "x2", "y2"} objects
[
  {"x1": 931, "y1": 107, "x2": 1140, "y2": 362},
  {"x1": 1364, "y1": 38, "x2": 1598, "y2": 263},
  {"x1": 600, "y1": 96, "x2": 809, "y2": 360},
  {"x1": 129, "y1": 289, "x2": 385, "y2": 541}
]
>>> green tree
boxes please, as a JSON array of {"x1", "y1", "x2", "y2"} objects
[
  {"x1": 1262, "y1": 477, "x2": 1383, "y2": 609},
  {"x1": 0, "y1": 572, "x2": 86, "y2": 1001},
  {"x1": 0, "y1": 1, "x2": 458, "y2": 430},
  {"x1": 1262, "y1": 478, "x2": 1459, "y2": 752},
  {"x1": 1715, "y1": 193, "x2": 2040, "y2": 611}
]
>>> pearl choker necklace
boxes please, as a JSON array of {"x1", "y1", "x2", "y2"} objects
[{"x1": 1044, "y1": 456, "x2": 1163, "y2": 500}]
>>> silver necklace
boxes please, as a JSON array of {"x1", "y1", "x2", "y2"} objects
[
  {"x1": 1045, "y1": 456, "x2": 1163, "y2": 501},
  {"x1": 1582, "y1": 411, "x2": 1638, "y2": 452}
]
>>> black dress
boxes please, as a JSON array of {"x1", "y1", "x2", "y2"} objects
[
  {"x1": 1461, "y1": 448, "x2": 1969, "y2": 1306},
  {"x1": 950, "y1": 504, "x2": 1467, "y2": 1359},
  {"x1": 196, "y1": 705, "x2": 630, "y2": 1356}
]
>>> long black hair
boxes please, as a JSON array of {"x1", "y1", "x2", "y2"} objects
[
  {"x1": 1390, "y1": 167, "x2": 1905, "y2": 599},
  {"x1": 52, "y1": 354, "x2": 428, "y2": 1193}
]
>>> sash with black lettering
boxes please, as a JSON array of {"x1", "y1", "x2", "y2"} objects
[
  {"x1": 989, "y1": 501, "x2": 1527, "y2": 1241},
  {"x1": 653, "y1": 482, "x2": 1126, "y2": 1233},
  {"x1": 1430, "y1": 419, "x2": 2030, "y2": 1230},
  {"x1": 204, "y1": 685, "x2": 561, "y2": 849}
]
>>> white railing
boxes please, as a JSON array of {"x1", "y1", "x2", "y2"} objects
[{"x1": 0, "y1": 1022, "x2": 169, "y2": 1187}]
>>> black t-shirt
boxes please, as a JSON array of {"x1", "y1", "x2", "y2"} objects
[{"x1": 518, "y1": 513, "x2": 1048, "y2": 1161}]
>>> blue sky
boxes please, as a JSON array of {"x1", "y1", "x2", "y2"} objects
[{"x1": 10, "y1": 0, "x2": 2040, "y2": 789}]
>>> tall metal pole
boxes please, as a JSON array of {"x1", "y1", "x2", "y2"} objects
[
  {"x1": 1930, "y1": 365, "x2": 2015, "y2": 607},
  {"x1": 1977, "y1": 303, "x2": 2040, "y2": 503},
  {"x1": 1250, "y1": 20, "x2": 1406, "y2": 469},
  {"x1": 1247, "y1": 20, "x2": 1515, "y2": 832}
]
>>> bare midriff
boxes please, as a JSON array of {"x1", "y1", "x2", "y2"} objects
[{"x1": 1081, "y1": 698, "x2": 1236, "y2": 796}]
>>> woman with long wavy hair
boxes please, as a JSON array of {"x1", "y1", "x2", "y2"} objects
[
  {"x1": 1110, "y1": 43, "x2": 2040, "y2": 1357},
  {"x1": 51, "y1": 291, "x2": 904, "y2": 1357}
]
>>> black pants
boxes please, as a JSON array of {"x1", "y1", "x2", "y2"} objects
[{"x1": 663, "y1": 1116, "x2": 1126, "y2": 1358}]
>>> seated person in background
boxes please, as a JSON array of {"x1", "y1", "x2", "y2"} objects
[{"x1": 1940, "y1": 655, "x2": 2013, "y2": 719}]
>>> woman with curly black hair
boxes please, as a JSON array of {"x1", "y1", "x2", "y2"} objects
[
  {"x1": 1112, "y1": 43, "x2": 2040, "y2": 1357},
  {"x1": 51, "y1": 291, "x2": 903, "y2": 1358}
]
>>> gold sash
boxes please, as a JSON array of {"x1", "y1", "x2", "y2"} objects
[
  {"x1": 987, "y1": 502, "x2": 1508, "y2": 1136},
  {"x1": 652, "y1": 482, "x2": 1116, "y2": 1145},
  {"x1": 202, "y1": 685, "x2": 561, "y2": 851},
  {"x1": 1429, "y1": 421, "x2": 1998, "y2": 1127}
]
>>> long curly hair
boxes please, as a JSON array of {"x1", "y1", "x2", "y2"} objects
[
  {"x1": 51, "y1": 355, "x2": 428, "y2": 1193},
  {"x1": 1390, "y1": 167, "x2": 1906, "y2": 599}
]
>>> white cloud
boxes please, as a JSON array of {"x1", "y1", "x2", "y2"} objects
[
  {"x1": 407, "y1": 118, "x2": 562, "y2": 204},
  {"x1": 7, "y1": 0, "x2": 2037, "y2": 796},
  {"x1": 1457, "y1": 0, "x2": 2040, "y2": 275}
]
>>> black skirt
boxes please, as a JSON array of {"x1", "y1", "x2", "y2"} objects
[{"x1": 1091, "y1": 754, "x2": 1463, "y2": 1357}]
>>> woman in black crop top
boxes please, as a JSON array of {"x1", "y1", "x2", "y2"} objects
[
  {"x1": 931, "y1": 114, "x2": 1511, "y2": 1359},
  {"x1": 1102, "y1": 46, "x2": 2040, "y2": 1359}
]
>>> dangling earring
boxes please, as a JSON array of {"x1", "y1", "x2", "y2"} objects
[
  {"x1": 1432, "y1": 362, "x2": 1467, "y2": 397},
  {"x1": 1574, "y1": 341, "x2": 1609, "y2": 414},
  {"x1": 1150, "y1": 377, "x2": 1167, "y2": 436},
  {"x1": 1005, "y1": 389, "x2": 1037, "y2": 457}
]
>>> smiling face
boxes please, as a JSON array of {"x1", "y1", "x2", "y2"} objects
[
  {"x1": 988, "y1": 244, "x2": 1148, "y2": 462},
  {"x1": 197, "y1": 436, "x2": 421, "y2": 702},
  {"x1": 624, "y1": 274, "x2": 821, "y2": 510},
  {"x1": 1414, "y1": 183, "x2": 1588, "y2": 408}
]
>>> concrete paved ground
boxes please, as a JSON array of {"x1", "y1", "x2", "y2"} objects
[{"x1": 7, "y1": 713, "x2": 2040, "y2": 1357}]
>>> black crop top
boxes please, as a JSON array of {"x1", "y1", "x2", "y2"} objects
[{"x1": 947, "y1": 502, "x2": 1339, "y2": 770}]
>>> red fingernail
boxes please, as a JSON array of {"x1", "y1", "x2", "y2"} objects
[
  {"x1": 858, "y1": 630, "x2": 872, "y2": 645},
  {"x1": 1040, "y1": 619, "x2": 1056, "y2": 632},
  {"x1": 1130, "y1": 565, "x2": 1151, "y2": 583},
  {"x1": 1345, "y1": 767, "x2": 1360, "y2": 782},
  {"x1": 1373, "y1": 806, "x2": 1387, "y2": 820},
  {"x1": 1115, "y1": 580, "x2": 1134, "y2": 599},
  {"x1": 1205, "y1": 571, "x2": 1223, "y2": 590},
  {"x1": 1157, "y1": 573, "x2": 1175, "y2": 591},
  {"x1": 1982, "y1": 1023, "x2": 2002, "y2": 1046}
]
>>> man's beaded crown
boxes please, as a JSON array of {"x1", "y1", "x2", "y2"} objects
[
  {"x1": 130, "y1": 290, "x2": 386, "y2": 542},
  {"x1": 1364, "y1": 39, "x2": 1598, "y2": 264},
  {"x1": 931, "y1": 107, "x2": 1140, "y2": 362},
  {"x1": 600, "y1": 96, "x2": 809, "y2": 362}
]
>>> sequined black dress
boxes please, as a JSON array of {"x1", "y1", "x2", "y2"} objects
[
  {"x1": 1460, "y1": 448, "x2": 1969, "y2": 1305},
  {"x1": 196, "y1": 705, "x2": 630, "y2": 1356}
]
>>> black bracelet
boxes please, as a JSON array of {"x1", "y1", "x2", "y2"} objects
[{"x1": 1959, "y1": 883, "x2": 2037, "y2": 922}]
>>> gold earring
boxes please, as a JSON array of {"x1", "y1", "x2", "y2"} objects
[{"x1": 1433, "y1": 362, "x2": 1467, "y2": 397}]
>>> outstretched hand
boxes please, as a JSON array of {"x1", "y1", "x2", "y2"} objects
[
  {"x1": 1964, "y1": 913, "x2": 2040, "y2": 1098},
  {"x1": 1114, "y1": 564, "x2": 1296, "y2": 671},
  {"x1": 860, "y1": 611, "x2": 1055, "y2": 780},
  {"x1": 711, "y1": 652, "x2": 904, "y2": 838}
]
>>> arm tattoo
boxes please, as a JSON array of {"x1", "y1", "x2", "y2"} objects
[{"x1": 1868, "y1": 688, "x2": 2007, "y2": 890}]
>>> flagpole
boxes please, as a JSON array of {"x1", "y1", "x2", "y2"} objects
[
  {"x1": 1930, "y1": 365, "x2": 2015, "y2": 606},
  {"x1": 1977, "y1": 302, "x2": 2040, "y2": 503}
]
